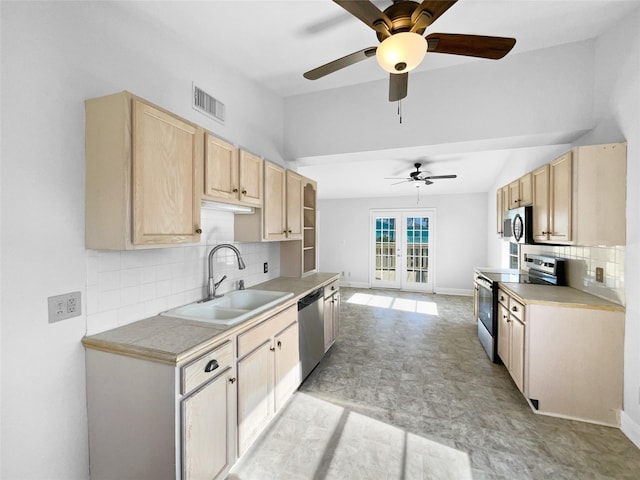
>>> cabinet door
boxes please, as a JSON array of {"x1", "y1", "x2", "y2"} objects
[
  {"x1": 274, "y1": 321, "x2": 301, "y2": 412},
  {"x1": 519, "y1": 172, "x2": 533, "y2": 206},
  {"x1": 333, "y1": 292, "x2": 340, "y2": 341},
  {"x1": 510, "y1": 317, "x2": 525, "y2": 393},
  {"x1": 263, "y1": 161, "x2": 287, "y2": 241},
  {"x1": 204, "y1": 134, "x2": 239, "y2": 202},
  {"x1": 285, "y1": 170, "x2": 303, "y2": 240},
  {"x1": 237, "y1": 342, "x2": 274, "y2": 455},
  {"x1": 323, "y1": 296, "x2": 334, "y2": 352},
  {"x1": 182, "y1": 368, "x2": 236, "y2": 480},
  {"x1": 239, "y1": 150, "x2": 263, "y2": 207},
  {"x1": 508, "y1": 180, "x2": 520, "y2": 209},
  {"x1": 532, "y1": 165, "x2": 550, "y2": 242},
  {"x1": 497, "y1": 303, "x2": 510, "y2": 366},
  {"x1": 496, "y1": 189, "x2": 504, "y2": 235},
  {"x1": 549, "y1": 152, "x2": 573, "y2": 243},
  {"x1": 132, "y1": 99, "x2": 202, "y2": 245}
]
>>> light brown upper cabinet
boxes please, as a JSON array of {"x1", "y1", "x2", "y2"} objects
[
  {"x1": 85, "y1": 91, "x2": 203, "y2": 250},
  {"x1": 532, "y1": 165, "x2": 550, "y2": 243},
  {"x1": 235, "y1": 163, "x2": 313, "y2": 247},
  {"x1": 285, "y1": 170, "x2": 303, "y2": 240},
  {"x1": 507, "y1": 172, "x2": 532, "y2": 209},
  {"x1": 548, "y1": 152, "x2": 573, "y2": 243},
  {"x1": 496, "y1": 189, "x2": 504, "y2": 235},
  {"x1": 203, "y1": 134, "x2": 263, "y2": 207},
  {"x1": 532, "y1": 153, "x2": 572, "y2": 243},
  {"x1": 263, "y1": 161, "x2": 287, "y2": 241},
  {"x1": 531, "y1": 143, "x2": 626, "y2": 246}
]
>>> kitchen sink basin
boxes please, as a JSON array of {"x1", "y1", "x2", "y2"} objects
[{"x1": 160, "y1": 289, "x2": 294, "y2": 326}]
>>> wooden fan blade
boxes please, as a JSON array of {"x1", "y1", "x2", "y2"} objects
[
  {"x1": 384, "y1": 177, "x2": 411, "y2": 180},
  {"x1": 304, "y1": 47, "x2": 377, "y2": 80},
  {"x1": 391, "y1": 180, "x2": 411, "y2": 185},
  {"x1": 410, "y1": 1, "x2": 458, "y2": 34},
  {"x1": 333, "y1": 0, "x2": 392, "y2": 36},
  {"x1": 389, "y1": 73, "x2": 408, "y2": 102},
  {"x1": 426, "y1": 174, "x2": 457, "y2": 179},
  {"x1": 424, "y1": 179, "x2": 434, "y2": 185},
  {"x1": 425, "y1": 33, "x2": 516, "y2": 59}
]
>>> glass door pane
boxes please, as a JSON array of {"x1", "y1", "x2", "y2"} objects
[
  {"x1": 403, "y1": 215, "x2": 431, "y2": 291},
  {"x1": 374, "y1": 216, "x2": 398, "y2": 285}
]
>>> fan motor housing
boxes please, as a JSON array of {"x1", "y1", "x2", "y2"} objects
[{"x1": 377, "y1": 0, "x2": 428, "y2": 41}]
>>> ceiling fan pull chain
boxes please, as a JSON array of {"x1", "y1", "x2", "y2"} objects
[{"x1": 398, "y1": 100, "x2": 402, "y2": 124}]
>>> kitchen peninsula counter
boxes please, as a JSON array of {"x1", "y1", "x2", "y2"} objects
[
  {"x1": 500, "y1": 283, "x2": 625, "y2": 312},
  {"x1": 82, "y1": 272, "x2": 340, "y2": 365}
]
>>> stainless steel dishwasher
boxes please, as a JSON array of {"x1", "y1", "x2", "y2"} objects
[{"x1": 298, "y1": 287, "x2": 325, "y2": 381}]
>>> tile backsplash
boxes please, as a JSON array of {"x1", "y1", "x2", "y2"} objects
[
  {"x1": 521, "y1": 244, "x2": 625, "y2": 306},
  {"x1": 85, "y1": 208, "x2": 281, "y2": 335}
]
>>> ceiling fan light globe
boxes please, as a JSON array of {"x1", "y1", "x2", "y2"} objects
[{"x1": 376, "y1": 32, "x2": 427, "y2": 74}]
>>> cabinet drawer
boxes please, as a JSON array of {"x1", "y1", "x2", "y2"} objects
[
  {"x1": 181, "y1": 340, "x2": 233, "y2": 395},
  {"x1": 509, "y1": 298, "x2": 525, "y2": 322},
  {"x1": 324, "y1": 280, "x2": 339, "y2": 298},
  {"x1": 498, "y1": 289, "x2": 509, "y2": 308},
  {"x1": 237, "y1": 305, "x2": 297, "y2": 358}
]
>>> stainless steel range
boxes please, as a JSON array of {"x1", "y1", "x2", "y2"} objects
[{"x1": 474, "y1": 254, "x2": 566, "y2": 362}]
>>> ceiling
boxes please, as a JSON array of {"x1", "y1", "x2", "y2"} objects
[{"x1": 115, "y1": 0, "x2": 640, "y2": 199}]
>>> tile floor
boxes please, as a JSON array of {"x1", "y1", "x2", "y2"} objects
[{"x1": 229, "y1": 287, "x2": 640, "y2": 479}]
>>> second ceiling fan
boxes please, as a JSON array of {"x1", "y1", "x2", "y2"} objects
[
  {"x1": 304, "y1": 0, "x2": 516, "y2": 101},
  {"x1": 386, "y1": 162, "x2": 457, "y2": 185}
]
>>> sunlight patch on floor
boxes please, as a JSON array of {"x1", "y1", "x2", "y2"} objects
[{"x1": 346, "y1": 292, "x2": 439, "y2": 315}]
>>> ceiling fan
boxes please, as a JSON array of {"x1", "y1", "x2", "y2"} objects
[
  {"x1": 386, "y1": 162, "x2": 457, "y2": 185},
  {"x1": 303, "y1": 0, "x2": 516, "y2": 101}
]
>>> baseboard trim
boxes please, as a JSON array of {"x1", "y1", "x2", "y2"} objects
[
  {"x1": 435, "y1": 288, "x2": 473, "y2": 296},
  {"x1": 621, "y1": 411, "x2": 640, "y2": 448},
  {"x1": 337, "y1": 281, "x2": 370, "y2": 288},
  {"x1": 335, "y1": 283, "x2": 472, "y2": 297}
]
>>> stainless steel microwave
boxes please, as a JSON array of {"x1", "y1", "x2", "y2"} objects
[{"x1": 503, "y1": 206, "x2": 533, "y2": 244}]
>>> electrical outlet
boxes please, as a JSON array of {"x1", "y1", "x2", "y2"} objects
[
  {"x1": 263, "y1": 262, "x2": 268, "y2": 273},
  {"x1": 48, "y1": 291, "x2": 81, "y2": 323},
  {"x1": 595, "y1": 267, "x2": 604, "y2": 283}
]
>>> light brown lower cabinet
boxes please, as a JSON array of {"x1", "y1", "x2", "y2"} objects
[
  {"x1": 497, "y1": 289, "x2": 525, "y2": 393},
  {"x1": 323, "y1": 282, "x2": 340, "y2": 352},
  {"x1": 236, "y1": 305, "x2": 300, "y2": 456},
  {"x1": 85, "y1": 304, "x2": 303, "y2": 480},
  {"x1": 498, "y1": 287, "x2": 624, "y2": 426},
  {"x1": 182, "y1": 365, "x2": 236, "y2": 480}
]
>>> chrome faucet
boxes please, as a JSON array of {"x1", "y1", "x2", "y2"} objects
[{"x1": 205, "y1": 244, "x2": 246, "y2": 300}]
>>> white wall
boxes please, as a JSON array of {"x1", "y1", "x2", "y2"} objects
[
  {"x1": 318, "y1": 193, "x2": 486, "y2": 294},
  {"x1": 572, "y1": 7, "x2": 640, "y2": 447},
  {"x1": 86, "y1": 209, "x2": 280, "y2": 336},
  {"x1": 285, "y1": 41, "x2": 594, "y2": 160},
  {"x1": 1, "y1": 2, "x2": 286, "y2": 479}
]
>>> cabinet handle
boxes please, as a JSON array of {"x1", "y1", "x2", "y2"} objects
[
  {"x1": 277, "y1": 340, "x2": 282, "y2": 349},
  {"x1": 229, "y1": 377, "x2": 236, "y2": 384},
  {"x1": 195, "y1": 228, "x2": 202, "y2": 234},
  {"x1": 270, "y1": 346, "x2": 275, "y2": 352},
  {"x1": 233, "y1": 188, "x2": 238, "y2": 193},
  {"x1": 242, "y1": 189, "x2": 247, "y2": 195},
  {"x1": 499, "y1": 296, "x2": 504, "y2": 301},
  {"x1": 512, "y1": 306, "x2": 518, "y2": 312},
  {"x1": 204, "y1": 359, "x2": 219, "y2": 373}
]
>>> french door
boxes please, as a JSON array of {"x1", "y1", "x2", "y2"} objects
[{"x1": 370, "y1": 209, "x2": 435, "y2": 292}]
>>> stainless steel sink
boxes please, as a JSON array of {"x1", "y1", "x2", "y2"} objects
[{"x1": 160, "y1": 290, "x2": 294, "y2": 326}]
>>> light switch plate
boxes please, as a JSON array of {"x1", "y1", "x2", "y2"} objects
[{"x1": 48, "y1": 291, "x2": 81, "y2": 323}]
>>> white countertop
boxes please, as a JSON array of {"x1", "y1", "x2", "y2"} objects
[
  {"x1": 82, "y1": 272, "x2": 340, "y2": 365},
  {"x1": 500, "y1": 283, "x2": 624, "y2": 312}
]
